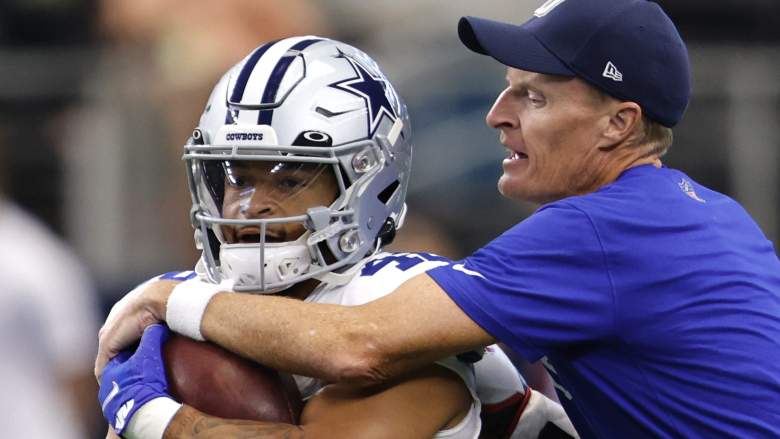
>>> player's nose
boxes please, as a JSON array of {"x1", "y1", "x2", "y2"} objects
[{"x1": 239, "y1": 188, "x2": 276, "y2": 218}]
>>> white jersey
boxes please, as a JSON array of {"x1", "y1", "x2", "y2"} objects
[
  {"x1": 299, "y1": 251, "x2": 532, "y2": 439},
  {"x1": 301, "y1": 252, "x2": 577, "y2": 439},
  {"x1": 280, "y1": 252, "x2": 480, "y2": 438},
  {"x1": 180, "y1": 251, "x2": 575, "y2": 438}
]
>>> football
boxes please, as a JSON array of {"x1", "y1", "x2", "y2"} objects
[{"x1": 163, "y1": 333, "x2": 303, "y2": 423}]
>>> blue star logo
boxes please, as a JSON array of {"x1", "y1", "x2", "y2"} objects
[{"x1": 329, "y1": 50, "x2": 398, "y2": 138}]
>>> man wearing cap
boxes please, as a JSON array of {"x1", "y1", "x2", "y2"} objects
[{"x1": 97, "y1": 1, "x2": 780, "y2": 437}]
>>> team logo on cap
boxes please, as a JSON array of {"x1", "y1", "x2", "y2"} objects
[{"x1": 602, "y1": 61, "x2": 624, "y2": 82}]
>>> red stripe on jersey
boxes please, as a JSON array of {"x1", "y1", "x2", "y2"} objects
[{"x1": 480, "y1": 388, "x2": 532, "y2": 438}]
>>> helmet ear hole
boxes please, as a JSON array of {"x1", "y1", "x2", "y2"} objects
[
  {"x1": 317, "y1": 241, "x2": 338, "y2": 265},
  {"x1": 377, "y1": 180, "x2": 400, "y2": 204}
]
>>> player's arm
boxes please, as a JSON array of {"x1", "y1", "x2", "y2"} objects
[
  {"x1": 97, "y1": 274, "x2": 495, "y2": 385},
  {"x1": 162, "y1": 406, "x2": 303, "y2": 439},
  {"x1": 98, "y1": 326, "x2": 473, "y2": 439},
  {"x1": 164, "y1": 363, "x2": 472, "y2": 439}
]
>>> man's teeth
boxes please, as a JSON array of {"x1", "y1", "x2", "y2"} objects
[{"x1": 508, "y1": 151, "x2": 528, "y2": 159}]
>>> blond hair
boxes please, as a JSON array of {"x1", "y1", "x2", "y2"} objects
[{"x1": 638, "y1": 116, "x2": 674, "y2": 158}]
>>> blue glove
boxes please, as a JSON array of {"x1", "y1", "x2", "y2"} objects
[{"x1": 98, "y1": 324, "x2": 172, "y2": 435}]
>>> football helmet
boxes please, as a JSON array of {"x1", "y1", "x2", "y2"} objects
[{"x1": 183, "y1": 36, "x2": 412, "y2": 292}]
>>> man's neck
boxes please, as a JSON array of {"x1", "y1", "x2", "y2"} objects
[
  {"x1": 611, "y1": 155, "x2": 663, "y2": 180},
  {"x1": 281, "y1": 278, "x2": 322, "y2": 301},
  {"x1": 589, "y1": 151, "x2": 663, "y2": 194}
]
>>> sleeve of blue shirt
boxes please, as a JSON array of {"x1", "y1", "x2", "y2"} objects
[{"x1": 427, "y1": 203, "x2": 615, "y2": 362}]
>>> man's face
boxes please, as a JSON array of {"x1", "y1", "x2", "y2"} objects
[
  {"x1": 220, "y1": 161, "x2": 339, "y2": 244},
  {"x1": 486, "y1": 68, "x2": 612, "y2": 204}
]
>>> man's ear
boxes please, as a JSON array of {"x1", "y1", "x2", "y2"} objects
[{"x1": 599, "y1": 101, "x2": 642, "y2": 150}]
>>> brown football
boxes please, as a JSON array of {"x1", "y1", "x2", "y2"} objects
[{"x1": 163, "y1": 334, "x2": 303, "y2": 423}]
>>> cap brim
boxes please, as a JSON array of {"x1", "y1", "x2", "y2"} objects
[{"x1": 458, "y1": 16, "x2": 574, "y2": 77}]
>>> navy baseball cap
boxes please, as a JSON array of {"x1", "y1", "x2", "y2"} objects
[{"x1": 458, "y1": 0, "x2": 691, "y2": 127}]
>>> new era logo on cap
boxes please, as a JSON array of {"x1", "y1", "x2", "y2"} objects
[{"x1": 602, "y1": 61, "x2": 623, "y2": 82}]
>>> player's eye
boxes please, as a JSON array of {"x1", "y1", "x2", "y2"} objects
[
  {"x1": 275, "y1": 176, "x2": 307, "y2": 191},
  {"x1": 223, "y1": 161, "x2": 251, "y2": 188},
  {"x1": 225, "y1": 171, "x2": 250, "y2": 188}
]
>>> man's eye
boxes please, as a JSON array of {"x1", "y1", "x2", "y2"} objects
[
  {"x1": 527, "y1": 91, "x2": 545, "y2": 105},
  {"x1": 276, "y1": 177, "x2": 306, "y2": 190},
  {"x1": 227, "y1": 175, "x2": 248, "y2": 188}
]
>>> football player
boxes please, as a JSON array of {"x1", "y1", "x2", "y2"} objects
[{"x1": 98, "y1": 36, "x2": 575, "y2": 438}]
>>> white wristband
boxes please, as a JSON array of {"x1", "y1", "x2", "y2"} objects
[
  {"x1": 124, "y1": 397, "x2": 182, "y2": 439},
  {"x1": 166, "y1": 279, "x2": 223, "y2": 341}
]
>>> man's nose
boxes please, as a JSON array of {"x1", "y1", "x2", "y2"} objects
[
  {"x1": 240, "y1": 187, "x2": 276, "y2": 218},
  {"x1": 485, "y1": 89, "x2": 517, "y2": 130}
]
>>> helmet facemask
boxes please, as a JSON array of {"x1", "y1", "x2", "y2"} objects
[{"x1": 185, "y1": 126, "x2": 395, "y2": 292}]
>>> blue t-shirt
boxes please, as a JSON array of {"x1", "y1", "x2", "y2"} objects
[{"x1": 428, "y1": 165, "x2": 780, "y2": 438}]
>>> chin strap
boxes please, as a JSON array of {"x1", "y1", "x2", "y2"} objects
[
  {"x1": 313, "y1": 240, "x2": 383, "y2": 287},
  {"x1": 312, "y1": 265, "x2": 361, "y2": 287}
]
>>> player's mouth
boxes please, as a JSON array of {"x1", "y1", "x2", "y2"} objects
[{"x1": 236, "y1": 227, "x2": 286, "y2": 243}]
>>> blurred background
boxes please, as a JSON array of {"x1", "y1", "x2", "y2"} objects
[{"x1": 0, "y1": 0, "x2": 778, "y2": 436}]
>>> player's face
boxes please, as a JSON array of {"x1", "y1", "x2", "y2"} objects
[
  {"x1": 220, "y1": 161, "x2": 339, "y2": 243},
  {"x1": 486, "y1": 68, "x2": 614, "y2": 204}
]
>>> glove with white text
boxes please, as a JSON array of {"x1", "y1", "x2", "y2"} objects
[{"x1": 98, "y1": 324, "x2": 175, "y2": 436}]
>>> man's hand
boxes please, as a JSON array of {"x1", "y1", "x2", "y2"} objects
[
  {"x1": 95, "y1": 279, "x2": 179, "y2": 381},
  {"x1": 98, "y1": 324, "x2": 176, "y2": 435}
]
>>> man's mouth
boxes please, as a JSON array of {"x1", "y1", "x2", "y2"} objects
[
  {"x1": 507, "y1": 150, "x2": 528, "y2": 160},
  {"x1": 236, "y1": 228, "x2": 286, "y2": 243}
]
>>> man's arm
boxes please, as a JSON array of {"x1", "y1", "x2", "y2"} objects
[
  {"x1": 163, "y1": 363, "x2": 472, "y2": 439},
  {"x1": 97, "y1": 273, "x2": 495, "y2": 384},
  {"x1": 202, "y1": 273, "x2": 495, "y2": 384}
]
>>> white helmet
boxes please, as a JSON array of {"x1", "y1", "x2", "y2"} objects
[{"x1": 184, "y1": 36, "x2": 412, "y2": 292}]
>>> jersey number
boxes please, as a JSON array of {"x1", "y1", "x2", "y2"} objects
[{"x1": 361, "y1": 253, "x2": 448, "y2": 276}]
